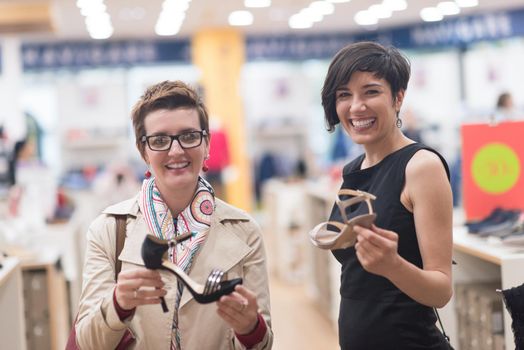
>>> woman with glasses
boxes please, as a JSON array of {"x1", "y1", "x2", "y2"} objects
[{"x1": 74, "y1": 80, "x2": 273, "y2": 349}]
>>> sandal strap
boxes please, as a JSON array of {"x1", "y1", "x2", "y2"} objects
[
  {"x1": 336, "y1": 189, "x2": 375, "y2": 222},
  {"x1": 338, "y1": 188, "x2": 376, "y2": 200}
]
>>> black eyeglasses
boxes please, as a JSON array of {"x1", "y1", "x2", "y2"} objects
[{"x1": 141, "y1": 130, "x2": 207, "y2": 151}]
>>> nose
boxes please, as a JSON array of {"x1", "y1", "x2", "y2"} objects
[
  {"x1": 350, "y1": 95, "x2": 366, "y2": 113},
  {"x1": 167, "y1": 139, "x2": 185, "y2": 155}
]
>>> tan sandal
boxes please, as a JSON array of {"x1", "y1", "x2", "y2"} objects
[{"x1": 309, "y1": 189, "x2": 377, "y2": 250}]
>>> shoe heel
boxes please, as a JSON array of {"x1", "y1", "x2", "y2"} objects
[{"x1": 141, "y1": 234, "x2": 243, "y2": 304}]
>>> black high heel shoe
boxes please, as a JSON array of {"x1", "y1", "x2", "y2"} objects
[{"x1": 141, "y1": 234, "x2": 243, "y2": 304}]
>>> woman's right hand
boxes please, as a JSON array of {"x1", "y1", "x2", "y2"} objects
[{"x1": 115, "y1": 267, "x2": 167, "y2": 310}]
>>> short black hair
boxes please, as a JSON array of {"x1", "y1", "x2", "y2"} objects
[{"x1": 321, "y1": 41, "x2": 411, "y2": 132}]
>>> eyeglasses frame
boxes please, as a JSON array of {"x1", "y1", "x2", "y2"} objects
[{"x1": 141, "y1": 130, "x2": 208, "y2": 151}]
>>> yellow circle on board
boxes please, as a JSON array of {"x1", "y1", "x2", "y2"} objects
[{"x1": 471, "y1": 143, "x2": 520, "y2": 194}]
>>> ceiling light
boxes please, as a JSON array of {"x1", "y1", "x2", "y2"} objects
[
  {"x1": 300, "y1": 8, "x2": 324, "y2": 22},
  {"x1": 455, "y1": 0, "x2": 478, "y2": 7},
  {"x1": 244, "y1": 0, "x2": 271, "y2": 8},
  {"x1": 326, "y1": 0, "x2": 351, "y2": 3},
  {"x1": 89, "y1": 28, "x2": 113, "y2": 40},
  {"x1": 420, "y1": 7, "x2": 443, "y2": 22},
  {"x1": 288, "y1": 14, "x2": 313, "y2": 29},
  {"x1": 382, "y1": 0, "x2": 407, "y2": 12},
  {"x1": 437, "y1": 1, "x2": 460, "y2": 15},
  {"x1": 369, "y1": 4, "x2": 392, "y2": 19},
  {"x1": 310, "y1": 1, "x2": 335, "y2": 16},
  {"x1": 228, "y1": 10, "x2": 254, "y2": 26},
  {"x1": 85, "y1": 13, "x2": 113, "y2": 39},
  {"x1": 354, "y1": 10, "x2": 378, "y2": 26},
  {"x1": 155, "y1": 22, "x2": 181, "y2": 36},
  {"x1": 155, "y1": 0, "x2": 191, "y2": 36}
]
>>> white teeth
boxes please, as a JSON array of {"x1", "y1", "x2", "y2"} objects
[
  {"x1": 352, "y1": 118, "x2": 374, "y2": 128},
  {"x1": 166, "y1": 162, "x2": 189, "y2": 169}
]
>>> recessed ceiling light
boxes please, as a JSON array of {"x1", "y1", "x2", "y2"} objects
[
  {"x1": 369, "y1": 4, "x2": 392, "y2": 19},
  {"x1": 288, "y1": 14, "x2": 313, "y2": 29},
  {"x1": 300, "y1": 8, "x2": 324, "y2": 22},
  {"x1": 229, "y1": 10, "x2": 254, "y2": 26},
  {"x1": 420, "y1": 7, "x2": 443, "y2": 22},
  {"x1": 244, "y1": 0, "x2": 271, "y2": 8},
  {"x1": 354, "y1": 10, "x2": 378, "y2": 26},
  {"x1": 326, "y1": 0, "x2": 351, "y2": 3}
]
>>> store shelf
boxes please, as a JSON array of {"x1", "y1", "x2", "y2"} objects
[
  {"x1": 21, "y1": 252, "x2": 69, "y2": 350},
  {"x1": 441, "y1": 226, "x2": 524, "y2": 349},
  {"x1": 453, "y1": 226, "x2": 524, "y2": 265},
  {"x1": 0, "y1": 257, "x2": 27, "y2": 350}
]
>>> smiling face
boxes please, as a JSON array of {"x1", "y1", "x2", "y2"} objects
[
  {"x1": 143, "y1": 107, "x2": 208, "y2": 197},
  {"x1": 335, "y1": 71, "x2": 404, "y2": 146}
]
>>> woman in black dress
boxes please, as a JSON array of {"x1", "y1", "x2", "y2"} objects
[{"x1": 316, "y1": 41, "x2": 453, "y2": 349}]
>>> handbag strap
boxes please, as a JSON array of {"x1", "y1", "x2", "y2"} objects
[
  {"x1": 434, "y1": 307, "x2": 450, "y2": 342},
  {"x1": 114, "y1": 214, "x2": 127, "y2": 281}
]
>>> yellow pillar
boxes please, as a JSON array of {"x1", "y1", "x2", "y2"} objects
[{"x1": 192, "y1": 29, "x2": 252, "y2": 211}]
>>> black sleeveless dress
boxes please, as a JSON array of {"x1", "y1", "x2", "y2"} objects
[{"x1": 331, "y1": 143, "x2": 451, "y2": 350}]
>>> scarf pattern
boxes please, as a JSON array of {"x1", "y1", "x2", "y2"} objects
[{"x1": 139, "y1": 176, "x2": 215, "y2": 350}]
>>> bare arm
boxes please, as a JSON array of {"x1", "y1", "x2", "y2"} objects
[{"x1": 355, "y1": 150, "x2": 453, "y2": 307}]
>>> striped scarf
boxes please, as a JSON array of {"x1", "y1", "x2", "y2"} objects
[{"x1": 139, "y1": 176, "x2": 215, "y2": 350}]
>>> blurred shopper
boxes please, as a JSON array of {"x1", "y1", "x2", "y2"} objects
[
  {"x1": 75, "y1": 81, "x2": 272, "y2": 349},
  {"x1": 494, "y1": 91, "x2": 521, "y2": 122},
  {"x1": 318, "y1": 41, "x2": 453, "y2": 349}
]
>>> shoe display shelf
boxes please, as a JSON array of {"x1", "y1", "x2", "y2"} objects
[
  {"x1": 0, "y1": 257, "x2": 27, "y2": 350},
  {"x1": 439, "y1": 224, "x2": 524, "y2": 349}
]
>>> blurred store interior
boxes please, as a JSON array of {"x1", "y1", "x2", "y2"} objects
[{"x1": 1, "y1": 0, "x2": 524, "y2": 349}]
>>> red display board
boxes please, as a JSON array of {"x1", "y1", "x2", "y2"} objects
[{"x1": 461, "y1": 121, "x2": 524, "y2": 220}]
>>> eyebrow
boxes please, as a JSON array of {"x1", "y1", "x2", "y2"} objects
[
  {"x1": 149, "y1": 128, "x2": 199, "y2": 136},
  {"x1": 362, "y1": 83, "x2": 383, "y2": 88},
  {"x1": 335, "y1": 82, "x2": 383, "y2": 91}
]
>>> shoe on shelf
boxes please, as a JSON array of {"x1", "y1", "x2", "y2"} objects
[
  {"x1": 309, "y1": 189, "x2": 377, "y2": 250},
  {"x1": 481, "y1": 213, "x2": 524, "y2": 239},
  {"x1": 466, "y1": 208, "x2": 521, "y2": 234},
  {"x1": 500, "y1": 226, "x2": 524, "y2": 246},
  {"x1": 141, "y1": 234, "x2": 242, "y2": 304}
]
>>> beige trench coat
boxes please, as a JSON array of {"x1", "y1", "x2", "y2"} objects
[{"x1": 75, "y1": 195, "x2": 273, "y2": 350}]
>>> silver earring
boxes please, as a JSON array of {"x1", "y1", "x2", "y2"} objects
[
  {"x1": 396, "y1": 117, "x2": 403, "y2": 128},
  {"x1": 396, "y1": 111, "x2": 402, "y2": 128}
]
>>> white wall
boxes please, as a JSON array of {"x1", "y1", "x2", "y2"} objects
[{"x1": 0, "y1": 38, "x2": 26, "y2": 147}]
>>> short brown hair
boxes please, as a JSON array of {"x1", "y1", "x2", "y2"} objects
[
  {"x1": 131, "y1": 80, "x2": 209, "y2": 159},
  {"x1": 321, "y1": 41, "x2": 411, "y2": 132}
]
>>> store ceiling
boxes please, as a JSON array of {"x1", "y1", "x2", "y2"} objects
[{"x1": 1, "y1": 0, "x2": 524, "y2": 40}]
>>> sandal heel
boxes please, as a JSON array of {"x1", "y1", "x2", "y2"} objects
[{"x1": 142, "y1": 235, "x2": 242, "y2": 304}]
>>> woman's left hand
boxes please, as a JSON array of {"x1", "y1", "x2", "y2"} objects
[
  {"x1": 216, "y1": 285, "x2": 259, "y2": 335},
  {"x1": 354, "y1": 224, "x2": 401, "y2": 278}
]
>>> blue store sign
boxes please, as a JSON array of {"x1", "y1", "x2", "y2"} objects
[
  {"x1": 22, "y1": 39, "x2": 191, "y2": 71},
  {"x1": 246, "y1": 7, "x2": 524, "y2": 60}
]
